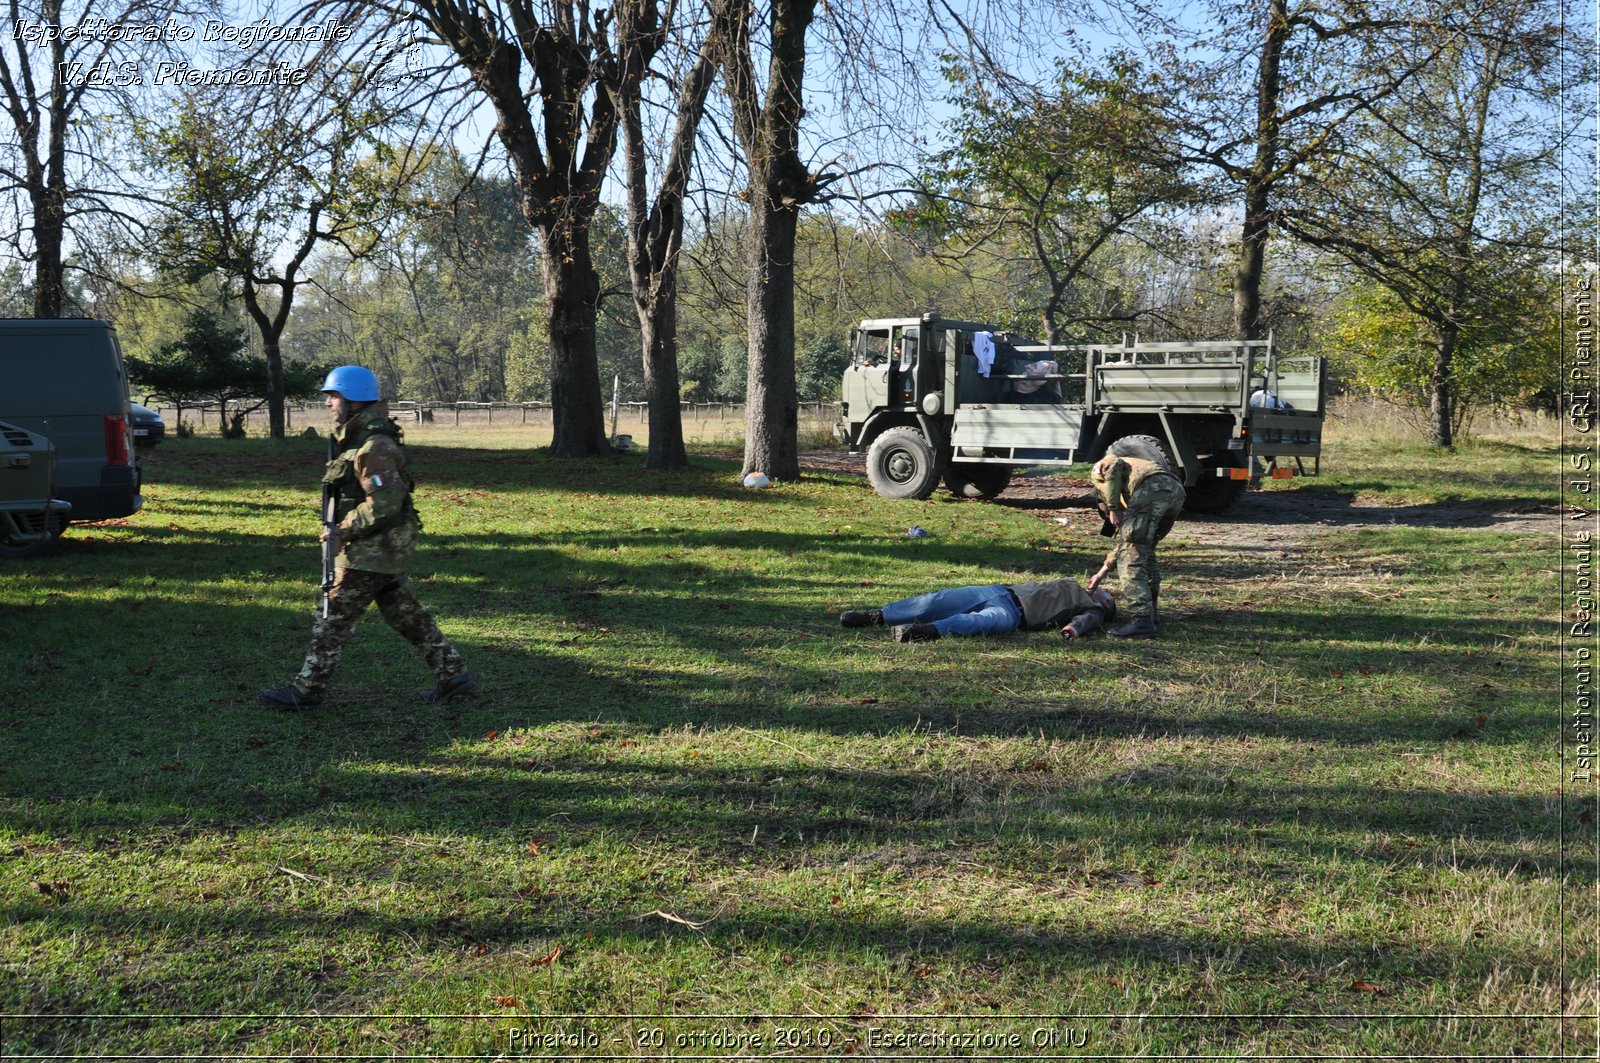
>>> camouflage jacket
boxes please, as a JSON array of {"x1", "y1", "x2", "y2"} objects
[
  {"x1": 1090, "y1": 454, "x2": 1179, "y2": 511},
  {"x1": 325, "y1": 403, "x2": 419, "y2": 575}
]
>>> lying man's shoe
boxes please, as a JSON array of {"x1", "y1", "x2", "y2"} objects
[
  {"x1": 892, "y1": 622, "x2": 941, "y2": 643},
  {"x1": 259, "y1": 685, "x2": 322, "y2": 711},
  {"x1": 1110, "y1": 616, "x2": 1158, "y2": 639},
  {"x1": 840, "y1": 608, "x2": 884, "y2": 628},
  {"x1": 421, "y1": 672, "x2": 476, "y2": 703}
]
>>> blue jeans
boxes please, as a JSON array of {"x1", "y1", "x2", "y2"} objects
[{"x1": 881, "y1": 584, "x2": 1023, "y2": 638}]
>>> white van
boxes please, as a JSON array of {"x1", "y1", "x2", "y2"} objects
[{"x1": 0, "y1": 319, "x2": 141, "y2": 526}]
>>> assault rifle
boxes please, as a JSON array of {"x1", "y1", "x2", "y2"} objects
[{"x1": 320, "y1": 432, "x2": 338, "y2": 618}]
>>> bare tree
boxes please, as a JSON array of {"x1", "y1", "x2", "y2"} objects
[
  {"x1": 612, "y1": 0, "x2": 721, "y2": 469},
  {"x1": 1092, "y1": 0, "x2": 1464, "y2": 339},
  {"x1": 1279, "y1": 0, "x2": 1585, "y2": 445},
  {"x1": 390, "y1": 0, "x2": 620, "y2": 458},
  {"x1": 715, "y1": 0, "x2": 839, "y2": 481},
  {"x1": 0, "y1": 0, "x2": 190, "y2": 317}
]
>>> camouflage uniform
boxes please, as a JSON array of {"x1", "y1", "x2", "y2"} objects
[
  {"x1": 1090, "y1": 454, "x2": 1185, "y2": 622},
  {"x1": 291, "y1": 403, "x2": 467, "y2": 699}
]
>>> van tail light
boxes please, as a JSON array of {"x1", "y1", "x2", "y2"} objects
[{"x1": 104, "y1": 414, "x2": 130, "y2": 466}]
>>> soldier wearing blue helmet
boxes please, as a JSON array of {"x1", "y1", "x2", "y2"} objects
[{"x1": 260, "y1": 366, "x2": 474, "y2": 709}]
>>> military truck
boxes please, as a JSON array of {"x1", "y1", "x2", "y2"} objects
[
  {"x1": 0, "y1": 420, "x2": 72, "y2": 559},
  {"x1": 834, "y1": 313, "x2": 1325, "y2": 514}
]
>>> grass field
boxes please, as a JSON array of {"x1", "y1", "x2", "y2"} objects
[{"x1": 0, "y1": 406, "x2": 1591, "y2": 1059}]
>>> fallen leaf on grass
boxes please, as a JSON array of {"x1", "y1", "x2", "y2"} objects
[
  {"x1": 493, "y1": 995, "x2": 521, "y2": 1008},
  {"x1": 526, "y1": 839, "x2": 543, "y2": 856},
  {"x1": 856, "y1": 697, "x2": 878, "y2": 705},
  {"x1": 532, "y1": 945, "x2": 563, "y2": 966},
  {"x1": 1106, "y1": 976, "x2": 1126, "y2": 989},
  {"x1": 485, "y1": 729, "x2": 500, "y2": 741},
  {"x1": 1350, "y1": 979, "x2": 1386, "y2": 995}
]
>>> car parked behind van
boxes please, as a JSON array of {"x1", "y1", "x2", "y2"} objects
[
  {"x1": 0, "y1": 319, "x2": 142, "y2": 529},
  {"x1": 130, "y1": 402, "x2": 165, "y2": 452}
]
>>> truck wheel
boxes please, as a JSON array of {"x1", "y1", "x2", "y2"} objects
[
  {"x1": 944, "y1": 462, "x2": 1011, "y2": 499},
  {"x1": 1106, "y1": 433, "x2": 1175, "y2": 473},
  {"x1": 867, "y1": 427, "x2": 940, "y2": 500},
  {"x1": 1183, "y1": 454, "x2": 1249, "y2": 515}
]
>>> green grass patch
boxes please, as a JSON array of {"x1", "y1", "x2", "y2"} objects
[{"x1": 0, "y1": 432, "x2": 1587, "y2": 1057}]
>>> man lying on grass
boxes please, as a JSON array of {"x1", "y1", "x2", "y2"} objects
[{"x1": 840, "y1": 577, "x2": 1116, "y2": 643}]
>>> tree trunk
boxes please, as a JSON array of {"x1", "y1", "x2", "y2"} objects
[
  {"x1": 241, "y1": 280, "x2": 290, "y2": 439},
  {"x1": 1428, "y1": 323, "x2": 1457, "y2": 448},
  {"x1": 262, "y1": 331, "x2": 287, "y2": 439},
  {"x1": 743, "y1": 183, "x2": 802, "y2": 481},
  {"x1": 541, "y1": 221, "x2": 610, "y2": 457},
  {"x1": 31, "y1": 187, "x2": 65, "y2": 318},
  {"x1": 29, "y1": 7, "x2": 68, "y2": 319},
  {"x1": 724, "y1": 0, "x2": 817, "y2": 483},
  {"x1": 639, "y1": 301, "x2": 687, "y2": 468},
  {"x1": 1234, "y1": 0, "x2": 1289, "y2": 341},
  {"x1": 614, "y1": 0, "x2": 719, "y2": 472}
]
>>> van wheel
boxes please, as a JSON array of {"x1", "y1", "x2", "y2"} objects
[
  {"x1": 1183, "y1": 454, "x2": 1249, "y2": 515},
  {"x1": 944, "y1": 462, "x2": 1011, "y2": 499},
  {"x1": 867, "y1": 427, "x2": 940, "y2": 500}
]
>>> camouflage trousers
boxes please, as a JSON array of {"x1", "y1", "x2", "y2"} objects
[
  {"x1": 294, "y1": 568, "x2": 466, "y2": 698},
  {"x1": 1114, "y1": 478, "x2": 1186, "y2": 622}
]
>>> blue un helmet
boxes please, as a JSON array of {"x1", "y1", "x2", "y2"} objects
[{"x1": 320, "y1": 365, "x2": 381, "y2": 402}]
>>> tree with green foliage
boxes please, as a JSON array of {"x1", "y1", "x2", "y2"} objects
[
  {"x1": 911, "y1": 53, "x2": 1196, "y2": 343},
  {"x1": 135, "y1": 46, "x2": 412, "y2": 438},
  {"x1": 1318, "y1": 267, "x2": 1563, "y2": 440},
  {"x1": 126, "y1": 307, "x2": 330, "y2": 437}
]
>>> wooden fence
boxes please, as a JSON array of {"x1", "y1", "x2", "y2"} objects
[{"x1": 146, "y1": 400, "x2": 838, "y2": 431}]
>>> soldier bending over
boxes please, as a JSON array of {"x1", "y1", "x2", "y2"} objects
[{"x1": 1087, "y1": 451, "x2": 1185, "y2": 639}]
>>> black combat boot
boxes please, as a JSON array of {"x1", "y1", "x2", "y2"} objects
[
  {"x1": 258, "y1": 685, "x2": 323, "y2": 711},
  {"x1": 892, "y1": 622, "x2": 941, "y2": 643},
  {"x1": 1110, "y1": 616, "x2": 1158, "y2": 639},
  {"x1": 840, "y1": 608, "x2": 884, "y2": 628},
  {"x1": 421, "y1": 672, "x2": 476, "y2": 703}
]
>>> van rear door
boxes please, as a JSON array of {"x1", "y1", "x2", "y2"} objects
[{"x1": 0, "y1": 320, "x2": 141, "y2": 521}]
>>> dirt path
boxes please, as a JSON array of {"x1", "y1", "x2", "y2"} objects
[{"x1": 798, "y1": 451, "x2": 1562, "y2": 544}]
